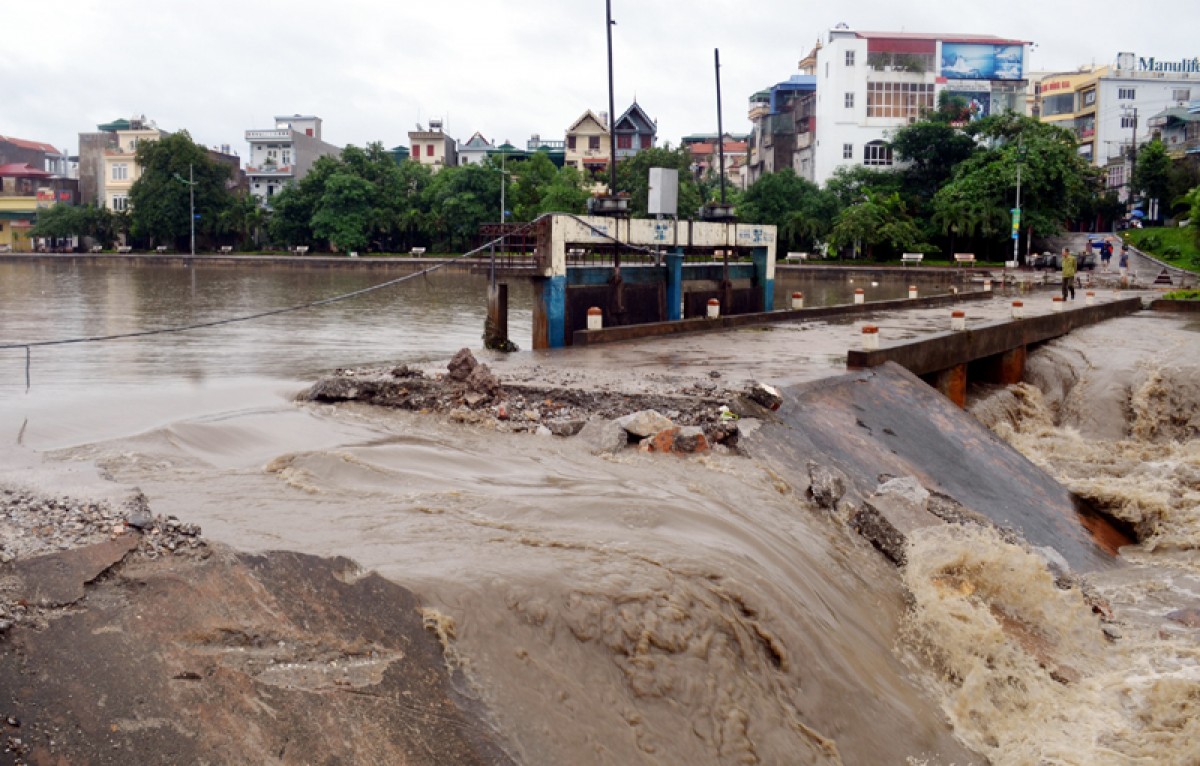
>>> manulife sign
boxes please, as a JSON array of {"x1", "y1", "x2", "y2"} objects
[{"x1": 1137, "y1": 57, "x2": 1200, "y2": 73}]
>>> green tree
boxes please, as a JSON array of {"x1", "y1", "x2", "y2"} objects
[
  {"x1": 30, "y1": 204, "x2": 121, "y2": 247},
  {"x1": 310, "y1": 172, "x2": 374, "y2": 252},
  {"x1": 1131, "y1": 139, "x2": 1173, "y2": 218},
  {"x1": 128, "y1": 131, "x2": 235, "y2": 248},
  {"x1": 537, "y1": 166, "x2": 590, "y2": 216},
  {"x1": 827, "y1": 190, "x2": 926, "y2": 259},
  {"x1": 739, "y1": 168, "x2": 836, "y2": 251},
  {"x1": 506, "y1": 152, "x2": 558, "y2": 221},
  {"x1": 932, "y1": 114, "x2": 1098, "y2": 254},
  {"x1": 421, "y1": 163, "x2": 500, "y2": 251},
  {"x1": 614, "y1": 145, "x2": 702, "y2": 218},
  {"x1": 889, "y1": 117, "x2": 978, "y2": 204}
]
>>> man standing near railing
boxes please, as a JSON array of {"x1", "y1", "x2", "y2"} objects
[{"x1": 1061, "y1": 247, "x2": 1077, "y2": 301}]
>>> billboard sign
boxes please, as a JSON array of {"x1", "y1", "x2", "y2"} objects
[
  {"x1": 941, "y1": 43, "x2": 1024, "y2": 81},
  {"x1": 946, "y1": 91, "x2": 992, "y2": 121}
]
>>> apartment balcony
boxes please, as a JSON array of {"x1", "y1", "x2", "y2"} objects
[{"x1": 245, "y1": 164, "x2": 294, "y2": 177}]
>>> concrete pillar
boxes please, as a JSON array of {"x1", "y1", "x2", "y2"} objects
[
  {"x1": 996, "y1": 346, "x2": 1027, "y2": 385},
  {"x1": 531, "y1": 275, "x2": 568, "y2": 349},
  {"x1": 666, "y1": 248, "x2": 684, "y2": 321},
  {"x1": 934, "y1": 364, "x2": 967, "y2": 408},
  {"x1": 484, "y1": 282, "x2": 509, "y2": 350},
  {"x1": 752, "y1": 247, "x2": 773, "y2": 312}
]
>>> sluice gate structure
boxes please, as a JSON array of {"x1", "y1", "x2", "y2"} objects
[{"x1": 489, "y1": 214, "x2": 778, "y2": 350}]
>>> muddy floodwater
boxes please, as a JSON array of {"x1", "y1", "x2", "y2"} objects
[{"x1": 2, "y1": 259, "x2": 1198, "y2": 764}]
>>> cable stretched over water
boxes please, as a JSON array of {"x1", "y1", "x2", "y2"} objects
[{"x1": 1, "y1": 219, "x2": 545, "y2": 353}]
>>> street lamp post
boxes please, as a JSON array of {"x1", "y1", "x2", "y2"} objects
[{"x1": 174, "y1": 164, "x2": 197, "y2": 255}]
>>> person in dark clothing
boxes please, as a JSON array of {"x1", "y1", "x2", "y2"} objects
[{"x1": 1100, "y1": 240, "x2": 1112, "y2": 271}]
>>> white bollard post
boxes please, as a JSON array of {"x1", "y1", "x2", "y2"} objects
[
  {"x1": 861, "y1": 324, "x2": 879, "y2": 350},
  {"x1": 1086, "y1": 291, "x2": 1095, "y2": 306},
  {"x1": 587, "y1": 306, "x2": 603, "y2": 330},
  {"x1": 854, "y1": 288, "x2": 865, "y2": 305},
  {"x1": 706, "y1": 298, "x2": 720, "y2": 318},
  {"x1": 983, "y1": 278, "x2": 992, "y2": 292},
  {"x1": 1011, "y1": 300, "x2": 1024, "y2": 319},
  {"x1": 951, "y1": 310, "x2": 966, "y2": 331},
  {"x1": 908, "y1": 285, "x2": 918, "y2": 299},
  {"x1": 791, "y1": 291, "x2": 804, "y2": 310},
  {"x1": 1052, "y1": 296, "x2": 1064, "y2": 313}
]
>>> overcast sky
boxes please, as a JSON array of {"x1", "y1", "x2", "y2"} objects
[{"x1": 4, "y1": 1, "x2": 1198, "y2": 158}]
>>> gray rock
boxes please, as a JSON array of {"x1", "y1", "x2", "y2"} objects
[
  {"x1": 577, "y1": 420, "x2": 629, "y2": 455},
  {"x1": 673, "y1": 426, "x2": 710, "y2": 454},
  {"x1": 123, "y1": 490, "x2": 154, "y2": 530},
  {"x1": 1165, "y1": 608, "x2": 1200, "y2": 628},
  {"x1": 446, "y1": 348, "x2": 478, "y2": 382},
  {"x1": 745, "y1": 381, "x2": 783, "y2": 411},
  {"x1": 546, "y1": 420, "x2": 586, "y2": 438},
  {"x1": 851, "y1": 481, "x2": 944, "y2": 565},
  {"x1": 465, "y1": 363, "x2": 501, "y2": 398},
  {"x1": 706, "y1": 421, "x2": 740, "y2": 447},
  {"x1": 615, "y1": 410, "x2": 674, "y2": 438},
  {"x1": 807, "y1": 462, "x2": 847, "y2": 511},
  {"x1": 873, "y1": 477, "x2": 930, "y2": 510},
  {"x1": 534, "y1": 425, "x2": 553, "y2": 437}
]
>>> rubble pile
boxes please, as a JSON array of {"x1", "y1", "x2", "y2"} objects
[{"x1": 304, "y1": 348, "x2": 778, "y2": 457}]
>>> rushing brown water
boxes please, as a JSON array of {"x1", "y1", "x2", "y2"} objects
[{"x1": 3, "y1": 260, "x2": 1197, "y2": 764}]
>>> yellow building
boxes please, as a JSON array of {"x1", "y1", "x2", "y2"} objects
[
  {"x1": 0, "y1": 164, "x2": 54, "y2": 252},
  {"x1": 100, "y1": 122, "x2": 166, "y2": 211},
  {"x1": 564, "y1": 110, "x2": 611, "y2": 187}
]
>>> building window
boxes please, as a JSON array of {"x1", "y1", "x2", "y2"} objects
[
  {"x1": 844, "y1": 92, "x2": 855, "y2": 109},
  {"x1": 112, "y1": 195, "x2": 128, "y2": 211},
  {"x1": 112, "y1": 163, "x2": 128, "y2": 181},
  {"x1": 825, "y1": 62, "x2": 829, "y2": 78},
  {"x1": 845, "y1": 51, "x2": 855, "y2": 66},
  {"x1": 640, "y1": 134, "x2": 652, "y2": 149},
  {"x1": 589, "y1": 136, "x2": 601, "y2": 150},
  {"x1": 1082, "y1": 90, "x2": 1096, "y2": 107},
  {"x1": 282, "y1": 150, "x2": 291, "y2": 165},
  {"x1": 863, "y1": 141, "x2": 893, "y2": 166},
  {"x1": 426, "y1": 144, "x2": 434, "y2": 157},
  {"x1": 1173, "y1": 88, "x2": 1191, "y2": 102},
  {"x1": 1121, "y1": 115, "x2": 1137, "y2": 129},
  {"x1": 842, "y1": 143, "x2": 853, "y2": 159},
  {"x1": 1118, "y1": 87, "x2": 1136, "y2": 100},
  {"x1": 617, "y1": 135, "x2": 632, "y2": 149},
  {"x1": 567, "y1": 136, "x2": 577, "y2": 150},
  {"x1": 866, "y1": 82, "x2": 936, "y2": 119}
]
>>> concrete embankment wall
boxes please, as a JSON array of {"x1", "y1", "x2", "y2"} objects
[
  {"x1": 0, "y1": 253, "x2": 481, "y2": 273},
  {"x1": 573, "y1": 290, "x2": 993, "y2": 346}
]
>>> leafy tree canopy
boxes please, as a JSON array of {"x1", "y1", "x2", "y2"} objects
[{"x1": 128, "y1": 131, "x2": 235, "y2": 245}]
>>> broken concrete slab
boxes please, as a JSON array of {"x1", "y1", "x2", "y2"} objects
[{"x1": 14, "y1": 533, "x2": 140, "y2": 606}]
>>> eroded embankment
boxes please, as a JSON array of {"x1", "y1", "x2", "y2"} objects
[{"x1": 0, "y1": 486, "x2": 514, "y2": 765}]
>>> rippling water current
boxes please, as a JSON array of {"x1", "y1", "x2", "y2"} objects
[{"x1": 2, "y1": 260, "x2": 1197, "y2": 764}]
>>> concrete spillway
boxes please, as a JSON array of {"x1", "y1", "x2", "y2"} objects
[{"x1": 748, "y1": 362, "x2": 1130, "y2": 573}]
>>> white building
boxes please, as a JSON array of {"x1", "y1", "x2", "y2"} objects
[
  {"x1": 811, "y1": 26, "x2": 1029, "y2": 186},
  {"x1": 457, "y1": 132, "x2": 494, "y2": 166},
  {"x1": 244, "y1": 115, "x2": 341, "y2": 205}
]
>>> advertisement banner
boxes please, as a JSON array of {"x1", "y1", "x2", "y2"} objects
[
  {"x1": 947, "y1": 91, "x2": 992, "y2": 121},
  {"x1": 941, "y1": 43, "x2": 1024, "y2": 80}
]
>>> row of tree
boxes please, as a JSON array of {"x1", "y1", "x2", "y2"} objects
[{"x1": 33, "y1": 102, "x2": 1200, "y2": 260}]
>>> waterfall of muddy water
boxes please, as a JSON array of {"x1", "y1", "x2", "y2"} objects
[{"x1": 903, "y1": 312, "x2": 1200, "y2": 765}]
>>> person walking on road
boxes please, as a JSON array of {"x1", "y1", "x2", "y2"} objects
[
  {"x1": 1119, "y1": 244, "x2": 1130, "y2": 282},
  {"x1": 1061, "y1": 248, "x2": 1077, "y2": 301},
  {"x1": 1100, "y1": 240, "x2": 1113, "y2": 272}
]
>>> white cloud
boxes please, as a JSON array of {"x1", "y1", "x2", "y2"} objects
[{"x1": 2, "y1": 0, "x2": 1197, "y2": 158}]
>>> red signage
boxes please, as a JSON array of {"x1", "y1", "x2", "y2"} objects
[{"x1": 1041, "y1": 80, "x2": 1071, "y2": 93}]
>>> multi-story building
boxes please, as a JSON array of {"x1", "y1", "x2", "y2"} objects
[
  {"x1": 809, "y1": 26, "x2": 1029, "y2": 186},
  {"x1": 1037, "y1": 54, "x2": 1200, "y2": 200},
  {"x1": 1148, "y1": 100, "x2": 1200, "y2": 161},
  {"x1": 564, "y1": 110, "x2": 611, "y2": 184},
  {"x1": 686, "y1": 136, "x2": 750, "y2": 189},
  {"x1": 747, "y1": 64, "x2": 818, "y2": 184},
  {"x1": 457, "y1": 132, "x2": 494, "y2": 166},
  {"x1": 612, "y1": 102, "x2": 657, "y2": 158},
  {"x1": 0, "y1": 135, "x2": 71, "y2": 178},
  {"x1": 0, "y1": 163, "x2": 77, "y2": 252},
  {"x1": 408, "y1": 120, "x2": 457, "y2": 172},
  {"x1": 245, "y1": 115, "x2": 341, "y2": 205},
  {"x1": 100, "y1": 118, "x2": 167, "y2": 212}
]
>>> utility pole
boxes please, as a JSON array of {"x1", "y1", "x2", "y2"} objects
[
  {"x1": 189, "y1": 163, "x2": 195, "y2": 256},
  {"x1": 1012, "y1": 141, "x2": 1023, "y2": 265},
  {"x1": 714, "y1": 48, "x2": 727, "y2": 205},
  {"x1": 605, "y1": 0, "x2": 617, "y2": 197}
]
